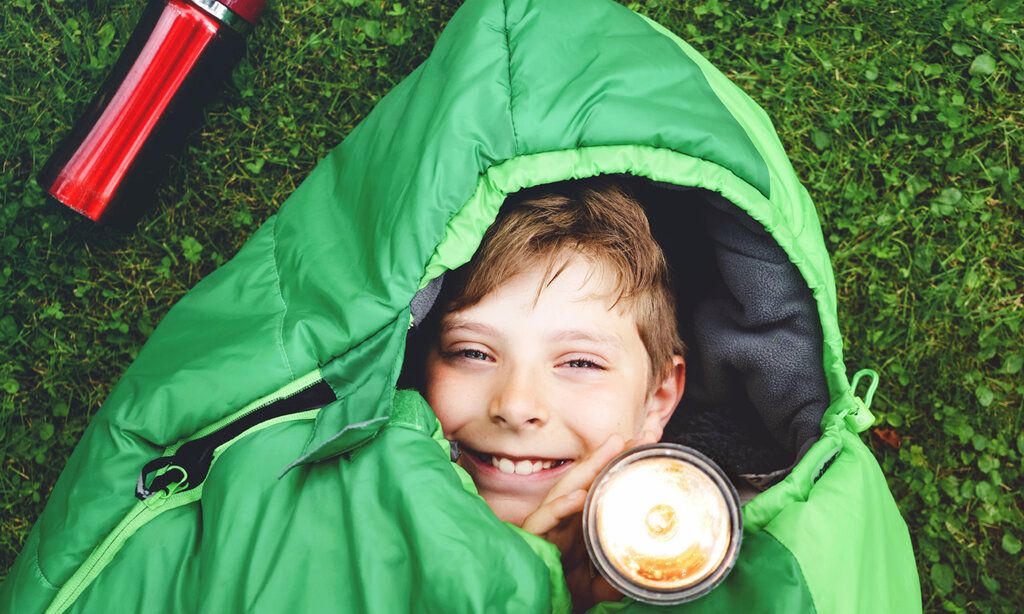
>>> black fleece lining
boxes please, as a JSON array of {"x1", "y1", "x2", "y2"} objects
[{"x1": 630, "y1": 177, "x2": 827, "y2": 479}]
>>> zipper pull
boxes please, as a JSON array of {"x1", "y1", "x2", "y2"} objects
[{"x1": 135, "y1": 456, "x2": 189, "y2": 500}]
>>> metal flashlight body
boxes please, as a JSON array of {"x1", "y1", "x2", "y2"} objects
[
  {"x1": 583, "y1": 444, "x2": 743, "y2": 605},
  {"x1": 37, "y1": 0, "x2": 266, "y2": 228}
]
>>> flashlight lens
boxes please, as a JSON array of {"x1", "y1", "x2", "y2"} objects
[
  {"x1": 583, "y1": 444, "x2": 742, "y2": 604},
  {"x1": 593, "y1": 457, "x2": 731, "y2": 589}
]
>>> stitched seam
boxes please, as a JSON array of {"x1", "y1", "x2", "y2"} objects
[
  {"x1": 269, "y1": 216, "x2": 296, "y2": 380},
  {"x1": 501, "y1": 0, "x2": 519, "y2": 153},
  {"x1": 33, "y1": 552, "x2": 59, "y2": 591}
]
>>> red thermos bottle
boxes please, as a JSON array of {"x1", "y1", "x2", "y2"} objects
[{"x1": 38, "y1": 0, "x2": 266, "y2": 228}]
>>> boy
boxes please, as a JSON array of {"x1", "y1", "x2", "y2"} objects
[{"x1": 419, "y1": 176, "x2": 687, "y2": 609}]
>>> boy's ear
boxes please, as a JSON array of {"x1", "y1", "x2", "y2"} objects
[{"x1": 642, "y1": 355, "x2": 686, "y2": 441}]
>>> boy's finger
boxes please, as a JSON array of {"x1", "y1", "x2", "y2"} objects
[
  {"x1": 624, "y1": 429, "x2": 658, "y2": 449},
  {"x1": 521, "y1": 490, "x2": 587, "y2": 537},
  {"x1": 544, "y1": 434, "x2": 625, "y2": 502}
]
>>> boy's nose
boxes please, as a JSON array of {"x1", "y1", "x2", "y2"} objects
[{"x1": 489, "y1": 370, "x2": 548, "y2": 430}]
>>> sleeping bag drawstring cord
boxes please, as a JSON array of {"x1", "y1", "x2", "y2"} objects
[
  {"x1": 843, "y1": 368, "x2": 880, "y2": 433},
  {"x1": 851, "y1": 368, "x2": 879, "y2": 409}
]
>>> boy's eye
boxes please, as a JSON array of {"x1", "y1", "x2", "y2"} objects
[
  {"x1": 563, "y1": 358, "x2": 603, "y2": 369},
  {"x1": 446, "y1": 348, "x2": 491, "y2": 362}
]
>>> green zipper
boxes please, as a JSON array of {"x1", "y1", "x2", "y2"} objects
[
  {"x1": 162, "y1": 368, "x2": 325, "y2": 457},
  {"x1": 44, "y1": 369, "x2": 326, "y2": 614}
]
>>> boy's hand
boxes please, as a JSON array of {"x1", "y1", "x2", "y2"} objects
[{"x1": 521, "y1": 430, "x2": 658, "y2": 611}]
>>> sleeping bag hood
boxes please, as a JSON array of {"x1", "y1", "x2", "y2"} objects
[{"x1": 2, "y1": 0, "x2": 921, "y2": 612}]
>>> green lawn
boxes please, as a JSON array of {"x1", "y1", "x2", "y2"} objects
[{"x1": 1, "y1": 0, "x2": 1021, "y2": 611}]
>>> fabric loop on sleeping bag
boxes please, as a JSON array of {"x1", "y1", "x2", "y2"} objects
[{"x1": 284, "y1": 308, "x2": 411, "y2": 472}]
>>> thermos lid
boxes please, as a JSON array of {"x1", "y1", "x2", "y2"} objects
[
  {"x1": 191, "y1": 0, "x2": 265, "y2": 33},
  {"x1": 217, "y1": 0, "x2": 266, "y2": 25}
]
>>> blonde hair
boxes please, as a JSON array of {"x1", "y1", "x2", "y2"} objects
[{"x1": 439, "y1": 176, "x2": 684, "y2": 390}]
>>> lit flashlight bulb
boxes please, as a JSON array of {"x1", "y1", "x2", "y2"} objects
[{"x1": 583, "y1": 444, "x2": 742, "y2": 605}]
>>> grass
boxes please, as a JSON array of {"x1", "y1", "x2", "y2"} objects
[{"x1": 1, "y1": 0, "x2": 1021, "y2": 611}]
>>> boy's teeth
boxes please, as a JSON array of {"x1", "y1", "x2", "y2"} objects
[
  {"x1": 496, "y1": 457, "x2": 515, "y2": 474},
  {"x1": 489, "y1": 455, "x2": 558, "y2": 475}
]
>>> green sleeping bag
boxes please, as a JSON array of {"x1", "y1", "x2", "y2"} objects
[{"x1": 1, "y1": 0, "x2": 921, "y2": 611}]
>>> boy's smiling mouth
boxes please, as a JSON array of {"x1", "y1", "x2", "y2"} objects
[{"x1": 461, "y1": 444, "x2": 572, "y2": 477}]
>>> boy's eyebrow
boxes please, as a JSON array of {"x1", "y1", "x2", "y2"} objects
[
  {"x1": 440, "y1": 320, "x2": 502, "y2": 337},
  {"x1": 440, "y1": 322, "x2": 623, "y2": 350},
  {"x1": 549, "y1": 329, "x2": 625, "y2": 350}
]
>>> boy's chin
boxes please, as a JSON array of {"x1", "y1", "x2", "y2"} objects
[{"x1": 480, "y1": 491, "x2": 546, "y2": 527}]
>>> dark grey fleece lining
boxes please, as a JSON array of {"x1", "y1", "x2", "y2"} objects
[
  {"x1": 411, "y1": 275, "x2": 444, "y2": 327},
  {"x1": 635, "y1": 178, "x2": 828, "y2": 480},
  {"x1": 401, "y1": 175, "x2": 830, "y2": 485},
  {"x1": 694, "y1": 195, "x2": 825, "y2": 458}
]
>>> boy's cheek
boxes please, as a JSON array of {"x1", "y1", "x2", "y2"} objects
[
  {"x1": 423, "y1": 365, "x2": 472, "y2": 429},
  {"x1": 422, "y1": 354, "x2": 452, "y2": 402},
  {"x1": 426, "y1": 354, "x2": 496, "y2": 393}
]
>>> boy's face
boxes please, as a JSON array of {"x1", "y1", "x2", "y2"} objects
[{"x1": 424, "y1": 255, "x2": 682, "y2": 526}]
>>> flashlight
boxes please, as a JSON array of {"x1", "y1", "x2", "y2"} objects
[{"x1": 583, "y1": 444, "x2": 742, "y2": 605}]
